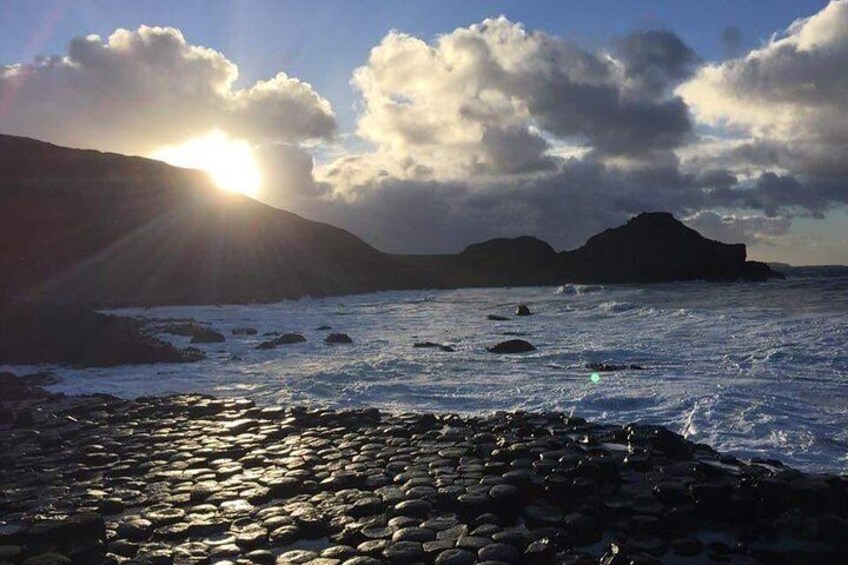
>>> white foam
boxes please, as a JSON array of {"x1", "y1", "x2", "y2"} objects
[{"x1": 4, "y1": 274, "x2": 847, "y2": 473}]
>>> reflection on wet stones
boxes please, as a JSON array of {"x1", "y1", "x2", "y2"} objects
[{"x1": 0, "y1": 394, "x2": 846, "y2": 564}]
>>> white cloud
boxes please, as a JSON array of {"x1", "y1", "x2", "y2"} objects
[
  {"x1": 684, "y1": 210, "x2": 791, "y2": 245},
  {"x1": 323, "y1": 17, "x2": 695, "y2": 191},
  {"x1": 678, "y1": 1, "x2": 848, "y2": 181},
  {"x1": 0, "y1": 25, "x2": 336, "y2": 154}
]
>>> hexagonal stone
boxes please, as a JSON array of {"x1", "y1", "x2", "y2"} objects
[{"x1": 435, "y1": 548, "x2": 476, "y2": 565}]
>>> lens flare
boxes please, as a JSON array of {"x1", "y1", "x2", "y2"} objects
[{"x1": 152, "y1": 130, "x2": 262, "y2": 197}]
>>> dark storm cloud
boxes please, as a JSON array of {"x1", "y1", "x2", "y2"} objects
[{"x1": 617, "y1": 29, "x2": 701, "y2": 97}]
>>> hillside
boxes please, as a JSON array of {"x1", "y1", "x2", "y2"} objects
[
  {"x1": 0, "y1": 134, "x2": 781, "y2": 308},
  {"x1": 0, "y1": 134, "x2": 430, "y2": 307}
]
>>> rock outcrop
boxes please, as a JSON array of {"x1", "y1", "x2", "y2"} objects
[
  {"x1": 0, "y1": 306, "x2": 204, "y2": 367},
  {"x1": 558, "y1": 212, "x2": 781, "y2": 283}
]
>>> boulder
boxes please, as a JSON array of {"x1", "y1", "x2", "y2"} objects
[
  {"x1": 413, "y1": 342, "x2": 455, "y2": 353},
  {"x1": 487, "y1": 339, "x2": 536, "y2": 354},
  {"x1": 516, "y1": 304, "x2": 532, "y2": 316},
  {"x1": 487, "y1": 315, "x2": 509, "y2": 321},
  {"x1": 256, "y1": 333, "x2": 307, "y2": 349},
  {"x1": 189, "y1": 329, "x2": 226, "y2": 344},
  {"x1": 326, "y1": 333, "x2": 353, "y2": 344}
]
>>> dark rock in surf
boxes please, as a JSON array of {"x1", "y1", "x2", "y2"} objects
[
  {"x1": 326, "y1": 333, "x2": 353, "y2": 344},
  {"x1": 487, "y1": 315, "x2": 509, "y2": 321},
  {"x1": 158, "y1": 321, "x2": 210, "y2": 338},
  {"x1": 232, "y1": 327, "x2": 258, "y2": 336},
  {"x1": 256, "y1": 333, "x2": 307, "y2": 349},
  {"x1": 516, "y1": 304, "x2": 531, "y2": 316},
  {"x1": 487, "y1": 339, "x2": 536, "y2": 354},
  {"x1": 586, "y1": 362, "x2": 645, "y2": 372},
  {"x1": 315, "y1": 325, "x2": 332, "y2": 331},
  {"x1": 189, "y1": 329, "x2": 225, "y2": 344},
  {"x1": 414, "y1": 342, "x2": 455, "y2": 353}
]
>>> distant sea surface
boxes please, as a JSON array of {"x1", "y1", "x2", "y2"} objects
[{"x1": 7, "y1": 266, "x2": 848, "y2": 473}]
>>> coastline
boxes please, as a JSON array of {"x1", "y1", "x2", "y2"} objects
[{"x1": 2, "y1": 389, "x2": 846, "y2": 564}]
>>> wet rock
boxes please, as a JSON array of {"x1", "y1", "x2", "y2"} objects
[
  {"x1": 117, "y1": 516, "x2": 154, "y2": 542},
  {"x1": 341, "y1": 558, "x2": 381, "y2": 565},
  {"x1": 487, "y1": 315, "x2": 510, "y2": 321},
  {"x1": 435, "y1": 548, "x2": 476, "y2": 565},
  {"x1": 524, "y1": 539, "x2": 555, "y2": 564},
  {"x1": 0, "y1": 545, "x2": 23, "y2": 562},
  {"x1": 392, "y1": 527, "x2": 435, "y2": 542},
  {"x1": 383, "y1": 541, "x2": 425, "y2": 564},
  {"x1": 256, "y1": 333, "x2": 307, "y2": 349},
  {"x1": 325, "y1": 333, "x2": 353, "y2": 344},
  {"x1": 478, "y1": 542, "x2": 520, "y2": 563},
  {"x1": 232, "y1": 327, "x2": 258, "y2": 335},
  {"x1": 487, "y1": 340, "x2": 536, "y2": 354},
  {"x1": 21, "y1": 554, "x2": 72, "y2": 565},
  {"x1": 394, "y1": 499, "x2": 432, "y2": 518},
  {"x1": 0, "y1": 392, "x2": 844, "y2": 565},
  {"x1": 413, "y1": 342, "x2": 455, "y2": 353},
  {"x1": 189, "y1": 328, "x2": 226, "y2": 343},
  {"x1": 515, "y1": 305, "x2": 531, "y2": 316}
]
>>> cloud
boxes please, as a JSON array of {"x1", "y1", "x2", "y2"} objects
[
  {"x1": 0, "y1": 26, "x2": 336, "y2": 154},
  {"x1": 678, "y1": 1, "x2": 848, "y2": 188},
  {"x1": 616, "y1": 29, "x2": 700, "y2": 98},
  {"x1": 333, "y1": 17, "x2": 696, "y2": 189},
  {"x1": 289, "y1": 155, "x2": 710, "y2": 254},
  {"x1": 684, "y1": 210, "x2": 791, "y2": 244}
]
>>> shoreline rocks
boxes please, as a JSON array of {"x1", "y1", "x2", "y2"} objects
[
  {"x1": 0, "y1": 393, "x2": 845, "y2": 564},
  {"x1": 189, "y1": 328, "x2": 226, "y2": 344},
  {"x1": 0, "y1": 306, "x2": 204, "y2": 367}
]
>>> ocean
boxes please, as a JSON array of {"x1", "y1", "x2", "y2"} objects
[{"x1": 7, "y1": 267, "x2": 848, "y2": 474}]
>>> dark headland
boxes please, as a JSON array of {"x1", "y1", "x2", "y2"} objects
[{"x1": 0, "y1": 133, "x2": 780, "y2": 310}]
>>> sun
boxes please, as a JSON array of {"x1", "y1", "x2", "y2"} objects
[{"x1": 152, "y1": 130, "x2": 262, "y2": 197}]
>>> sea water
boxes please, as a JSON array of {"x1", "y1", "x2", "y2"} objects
[{"x1": 6, "y1": 267, "x2": 848, "y2": 473}]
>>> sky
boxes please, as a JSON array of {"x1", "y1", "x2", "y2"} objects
[{"x1": 0, "y1": 0, "x2": 846, "y2": 264}]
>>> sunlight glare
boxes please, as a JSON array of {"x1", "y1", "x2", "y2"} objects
[{"x1": 152, "y1": 130, "x2": 262, "y2": 197}]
